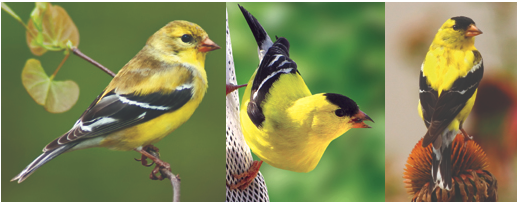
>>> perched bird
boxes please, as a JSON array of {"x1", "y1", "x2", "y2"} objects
[
  {"x1": 418, "y1": 16, "x2": 483, "y2": 190},
  {"x1": 12, "y1": 20, "x2": 220, "y2": 183},
  {"x1": 229, "y1": 5, "x2": 373, "y2": 189}
]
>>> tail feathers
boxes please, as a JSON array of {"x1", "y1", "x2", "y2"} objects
[
  {"x1": 431, "y1": 143, "x2": 452, "y2": 190},
  {"x1": 238, "y1": 4, "x2": 273, "y2": 60},
  {"x1": 11, "y1": 144, "x2": 74, "y2": 183}
]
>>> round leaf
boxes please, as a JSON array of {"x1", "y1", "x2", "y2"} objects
[
  {"x1": 26, "y1": 2, "x2": 80, "y2": 56},
  {"x1": 22, "y1": 59, "x2": 79, "y2": 113},
  {"x1": 22, "y1": 58, "x2": 50, "y2": 105},
  {"x1": 46, "y1": 80, "x2": 79, "y2": 113}
]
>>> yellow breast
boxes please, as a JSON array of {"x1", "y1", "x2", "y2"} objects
[{"x1": 240, "y1": 73, "x2": 330, "y2": 172}]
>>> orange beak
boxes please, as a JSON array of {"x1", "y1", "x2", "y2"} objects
[
  {"x1": 465, "y1": 24, "x2": 483, "y2": 37},
  {"x1": 198, "y1": 37, "x2": 221, "y2": 53},
  {"x1": 350, "y1": 110, "x2": 374, "y2": 128}
]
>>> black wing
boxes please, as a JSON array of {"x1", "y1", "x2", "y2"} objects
[
  {"x1": 247, "y1": 37, "x2": 299, "y2": 128},
  {"x1": 420, "y1": 51, "x2": 484, "y2": 148},
  {"x1": 238, "y1": 4, "x2": 273, "y2": 59},
  {"x1": 44, "y1": 84, "x2": 194, "y2": 151}
]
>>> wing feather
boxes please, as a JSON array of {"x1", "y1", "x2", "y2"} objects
[
  {"x1": 420, "y1": 54, "x2": 484, "y2": 148},
  {"x1": 248, "y1": 38, "x2": 298, "y2": 127},
  {"x1": 44, "y1": 84, "x2": 194, "y2": 152}
]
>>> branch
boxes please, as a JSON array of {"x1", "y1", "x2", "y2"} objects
[
  {"x1": 136, "y1": 145, "x2": 181, "y2": 202},
  {"x1": 71, "y1": 47, "x2": 116, "y2": 77},
  {"x1": 160, "y1": 169, "x2": 181, "y2": 202}
]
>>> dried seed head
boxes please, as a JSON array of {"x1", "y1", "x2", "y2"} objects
[{"x1": 404, "y1": 134, "x2": 498, "y2": 201}]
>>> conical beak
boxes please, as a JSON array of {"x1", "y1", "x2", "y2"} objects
[
  {"x1": 198, "y1": 37, "x2": 221, "y2": 53},
  {"x1": 465, "y1": 24, "x2": 483, "y2": 37},
  {"x1": 350, "y1": 110, "x2": 374, "y2": 128}
]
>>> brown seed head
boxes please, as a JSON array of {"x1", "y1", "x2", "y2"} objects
[{"x1": 403, "y1": 134, "x2": 498, "y2": 201}]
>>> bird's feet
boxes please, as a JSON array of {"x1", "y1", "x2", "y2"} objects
[
  {"x1": 134, "y1": 145, "x2": 159, "y2": 167},
  {"x1": 227, "y1": 160, "x2": 263, "y2": 190},
  {"x1": 226, "y1": 83, "x2": 247, "y2": 95},
  {"x1": 135, "y1": 145, "x2": 171, "y2": 180}
]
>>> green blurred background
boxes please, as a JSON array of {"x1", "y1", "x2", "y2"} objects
[
  {"x1": 2, "y1": 2, "x2": 225, "y2": 201},
  {"x1": 228, "y1": 2, "x2": 385, "y2": 201}
]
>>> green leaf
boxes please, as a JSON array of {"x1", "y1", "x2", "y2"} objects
[
  {"x1": 30, "y1": 2, "x2": 48, "y2": 31},
  {"x1": 22, "y1": 59, "x2": 79, "y2": 113},
  {"x1": 26, "y1": 2, "x2": 80, "y2": 56}
]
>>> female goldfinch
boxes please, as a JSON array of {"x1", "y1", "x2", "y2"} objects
[
  {"x1": 12, "y1": 20, "x2": 220, "y2": 183},
  {"x1": 229, "y1": 5, "x2": 373, "y2": 189},
  {"x1": 418, "y1": 16, "x2": 483, "y2": 190}
]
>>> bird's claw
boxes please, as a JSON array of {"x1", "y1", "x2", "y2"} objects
[
  {"x1": 227, "y1": 160, "x2": 263, "y2": 190},
  {"x1": 134, "y1": 155, "x2": 155, "y2": 167},
  {"x1": 149, "y1": 165, "x2": 163, "y2": 180},
  {"x1": 150, "y1": 162, "x2": 171, "y2": 180},
  {"x1": 135, "y1": 145, "x2": 172, "y2": 181}
]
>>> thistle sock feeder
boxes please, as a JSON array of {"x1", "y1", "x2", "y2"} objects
[{"x1": 226, "y1": 9, "x2": 269, "y2": 202}]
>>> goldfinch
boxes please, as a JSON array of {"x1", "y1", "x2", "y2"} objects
[
  {"x1": 230, "y1": 5, "x2": 373, "y2": 189},
  {"x1": 12, "y1": 20, "x2": 220, "y2": 183},
  {"x1": 418, "y1": 16, "x2": 483, "y2": 190}
]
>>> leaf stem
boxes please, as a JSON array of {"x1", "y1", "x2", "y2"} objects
[
  {"x1": 1, "y1": 3, "x2": 38, "y2": 39},
  {"x1": 50, "y1": 52, "x2": 69, "y2": 80},
  {"x1": 71, "y1": 47, "x2": 116, "y2": 78}
]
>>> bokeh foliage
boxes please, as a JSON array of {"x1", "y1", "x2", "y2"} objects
[
  {"x1": 228, "y1": 2, "x2": 385, "y2": 202},
  {"x1": 2, "y1": 2, "x2": 225, "y2": 201}
]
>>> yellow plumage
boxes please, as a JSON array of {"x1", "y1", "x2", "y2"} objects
[
  {"x1": 241, "y1": 71, "x2": 371, "y2": 172},
  {"x1": 12, "y1": 20, "x2": 220, "y2": 183},
  {"x1": 99, "y1": 97, "x2": 204, "y2": 151},
  {"x1": 228, "y1": 5, "x2": 373, "y2": 190},
  {"x1": 239, "y1": 32, "x2": 372, "y2": 174},
  {"x1": 418, "y1": 16, "x2": 483, "y2": 190}
]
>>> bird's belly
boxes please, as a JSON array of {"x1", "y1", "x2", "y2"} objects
[
  {"x1": 242, "y1": 122, "x2": 328, "y2": 173},
  {"x1": 254, "y1": 134, "x2": 328, "y2": 173},
  {"x1": 100, "y1": 98, "x2": 202, "y2": 151}
]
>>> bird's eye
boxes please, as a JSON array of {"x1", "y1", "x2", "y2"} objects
[
  {"x1": 181, "y1": 34, "x2": 193, "y2": 43},
  {"x1": 452, "y1": 25, "x2": 459, "y2": 30},
  {"x1": 335, "y1": 109, "x2": 346, "y2": 117}
]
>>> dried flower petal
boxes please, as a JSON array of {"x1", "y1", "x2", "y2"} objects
[{"x1": 404, "y1": 134, "x2": 498, "y2": 201}]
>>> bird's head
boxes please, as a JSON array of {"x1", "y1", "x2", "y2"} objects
[
  {"x1": 146, "y1": 20, "x2": 220, "y2": 60},
  {"x1": 434, "y1": 16, "x2": 482, "y2": 47},
  {"x1": 308, "y1": 93, "x2": 373, "y2": 141}
]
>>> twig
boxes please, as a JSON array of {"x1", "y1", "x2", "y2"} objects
[
  {"x1": 160, "y1": 169, "x2": 181, "y2": 202},
  {"x1": 71, "y1": 47, "x2": 116, "y2": 77},
  {"x1": 136, "y1": 145, "x2": 181, "y2": 202}
]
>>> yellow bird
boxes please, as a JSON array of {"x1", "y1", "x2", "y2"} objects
[
  {"x1": 12, "y1": 20, "x2": 220, "y2": 183},
  {"x1": 418, "y1": 16, "x2": 483, "y2": 190},
  {"x1": 229, "y1": 5, "x2": 373, "y2": 189}
]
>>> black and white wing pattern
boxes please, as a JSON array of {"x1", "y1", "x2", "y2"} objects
[
  {"x1": 12, "y1": 82, "x2": 194, "y2": 183},
  {"x1": 44, "y1": 83, "x2": 194, "y2": 151},
  {"x1": 420, "y1": 50, "x2": 484, "y2": 148},
  {"x1": 247, "y1": 37, "x2": 299, "y2": 128},
  {"x1": 239, "y1": 5, "x2": 300, "y2": 128}
]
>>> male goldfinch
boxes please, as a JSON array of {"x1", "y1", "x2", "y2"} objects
[
  {"x1": 12, "y1": 20, "x2": 220, "y2": 183},
  {"x1": 418, "y1": 16, "x2": 483, "y2": 190},
  {"x1": 229, "y1": 5, "x2": 373, "y2": 189}
]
